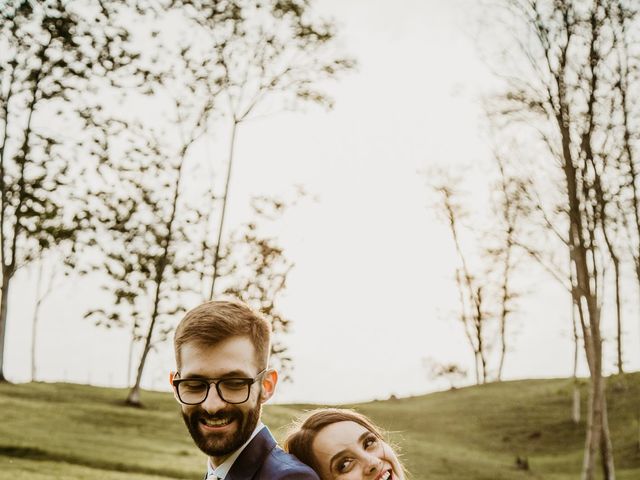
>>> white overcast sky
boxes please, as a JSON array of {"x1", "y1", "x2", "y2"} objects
[{"x1": 4, "y1": 0, "x2": 640, "y2": 403}]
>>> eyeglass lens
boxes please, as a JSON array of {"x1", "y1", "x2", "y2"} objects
[{"x1": 177, "y1": 379, "x2": 252, "y2": 404}]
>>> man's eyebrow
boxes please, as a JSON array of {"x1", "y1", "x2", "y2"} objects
[
  {"x1": 218, "y1": 370, "x2": 254, "y2": 378},
  {"x1": 180, "y1": 370, "x2": 253, "y2": 379},
  {"x1": 330, "y1": 431, "x2": 370, "y2": 470},
  {"x1": 176, "y1": 373, "x2": 206, "y2": 379}
]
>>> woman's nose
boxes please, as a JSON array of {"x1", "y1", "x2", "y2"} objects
[{"x1": 365, "y1": 455, "x2": 383, "y2": 476}]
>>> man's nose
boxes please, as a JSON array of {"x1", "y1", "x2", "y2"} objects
[{"x1": 201, "y1": 385, "x2": 227, "y2": 413}]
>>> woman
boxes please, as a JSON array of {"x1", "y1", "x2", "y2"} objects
[{"x1": 284, "y1": 408, "x2": 407, "y2": 480}]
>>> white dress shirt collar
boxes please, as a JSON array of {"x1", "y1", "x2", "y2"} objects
[{"x1": 206, "y1": 422, "x2": 266, "y2": 480}]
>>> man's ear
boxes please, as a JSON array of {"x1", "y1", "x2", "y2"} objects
[
  {"x1": 259, "y1": 369, "x2": 278, "y2": 403},
  {"x1": 169, "y1": 371, "x2": 181, "y2": 403}
]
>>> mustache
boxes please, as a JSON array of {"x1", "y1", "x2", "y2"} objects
[{"x1": 193, "y1": 408, "x2": 242, "y2": 422}]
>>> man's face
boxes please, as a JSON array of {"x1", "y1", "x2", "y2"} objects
[{"x1": 173, "y1": 336, "x2": 275, "y2": 460}]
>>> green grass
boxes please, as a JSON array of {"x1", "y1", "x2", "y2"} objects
[{"x1": 1, "y1": 374, "x2": 639, "y2": 479}]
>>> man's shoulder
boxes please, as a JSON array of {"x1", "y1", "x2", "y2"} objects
[{"x1": 260, "y1": 446, "x2": 320, "y2": 480}]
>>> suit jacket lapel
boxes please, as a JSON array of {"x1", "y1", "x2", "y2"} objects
[{"x1": 226, "y1": 427, "x2": 277, "y2": 480}]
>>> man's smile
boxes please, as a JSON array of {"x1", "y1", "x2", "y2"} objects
[{"x1": 200, "y1": 416, "x2": 236, "y2": 430}]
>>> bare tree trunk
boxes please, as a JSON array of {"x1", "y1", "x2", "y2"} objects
[
  {"x1": 573, "y1": 386, "x2": 581, "y2": 425},
  {"x1": 30, "y1": 261, "x2": 44, "y2": 382},
  {"x1": 126, "y1": 275, "x2": 163, "y2": 406},
  {"x1": 558, "y1": 53, "x2": 614, "y2": 480},
  {"x1": 446, "y1": 194, "x2": 483, "y2": 386},
  {"x1": 497, "y1": 242, "x2": 512, "y2": 381},
  {"x1": 474, "y1": 286, "x2": 487, "y2": 384},
  {"x1": 494, "y1": 155, "x2": 517, "y2": 382},
  {"x1": 126, "y1": 143, "x2": 186, "y2": 406},
  {"x1": 612, "y1": 259, "x2": 623, "y2": 374},
  {"x1": 572, "y1": 300, "x2": 580, "y2": 424},
  {"x1": 600, "y1": 390, "x2": 615, "y2": 480},
  {"x1": 455, "y1": 271, "x2": 479, "y2": 384},
  {"x1": 612, "y1": 7, "x2": 640, "y2": 369},
  {"x1": 209, "y1": 119, "x2": 239, "y2": 299},
  {"x1": 581, "y1": 333, "x2": 601, "y2": 480},
  {"x1": 0, "y1": 273, "x2": 10, "y2": 382},
  {"x1": 0, "y1": 71, "x2": 39, "y2": 384},
  {"x1": 579, "y1": 295, "x2": 615, "y2": 480},
  {"x1": 496, "y1": 309, "x2": 507, "y2": 381},
  {"x1": 0, "y1": 45, "x2": 19, "y2": 386},
  {"x1": 595, "y1": 158, "x2": 624, "y2": 375},
  {"x1": 29, "y1": 258, "x2": 58, "y2": 382},
  {"x1": 127, "y1": 321, "x2": 136, "y2": 387}
]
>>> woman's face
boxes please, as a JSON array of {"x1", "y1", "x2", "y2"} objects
[{"x1": 311, "y1": 420, "x2": 404, "y2": 480}]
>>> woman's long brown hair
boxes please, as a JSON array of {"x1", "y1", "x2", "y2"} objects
[{"x1": 284, "y1": 408, "x2": 399, "y2": 476}]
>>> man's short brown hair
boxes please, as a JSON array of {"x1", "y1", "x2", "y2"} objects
[{"x1": 174, "y1": 300, "x2": 271, "y2": 370}]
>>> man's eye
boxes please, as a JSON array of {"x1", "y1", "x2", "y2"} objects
[
  {"x1": 181, "y1": 381, "x2": 206, "y2": 391},
  {"x1": 364, "y1": 435, "x2": 378, "y2": 449},
  {"x1": 222, "y1": 379, "x2": 250, "y2": 390}
]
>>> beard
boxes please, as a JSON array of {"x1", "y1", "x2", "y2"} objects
[{"x1": 182, "y1": 401, "x2": 262, "y2": 457}]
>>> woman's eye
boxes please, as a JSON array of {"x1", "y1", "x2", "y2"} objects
[
  {"x1": 337, "y1": 458, "x2": 353, "y2": 473},
  {"x1": 364, "y1": 435, "x2": 378, "y2": 449}
]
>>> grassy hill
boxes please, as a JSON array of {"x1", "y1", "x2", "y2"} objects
[{"x1": 0, "y1": 374, "x2": 639, "y2": 479}]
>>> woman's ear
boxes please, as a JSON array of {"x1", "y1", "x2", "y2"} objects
[{"x1": 259, "y1": 369, "x2": 278, "y2": 403}]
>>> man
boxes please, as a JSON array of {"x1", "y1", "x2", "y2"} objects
[{"x1": 170, "y1": 300, "x2": 319, "y2": 480}]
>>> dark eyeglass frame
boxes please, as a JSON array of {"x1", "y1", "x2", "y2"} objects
[{"x1": 172, "y1": 369, "x2": 267, "y2": 405}]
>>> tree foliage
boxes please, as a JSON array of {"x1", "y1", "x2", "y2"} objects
[
  {"x1": 64, "y1": 0, "x2": 345, "y2": 403},
  {"x1": 168, "y1": 0, "x2": 355, "y2": 298},
  {"x1": 0, "y1": 0, "x2": 138, "y2": 381}
]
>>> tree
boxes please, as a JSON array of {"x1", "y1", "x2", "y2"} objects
[
  {"x1": 77, "y1": 10, "x2": 306, "y2": 400},
  {"x1": 83, "y1": 123, "x2": 301, "y2": 404},
  {"x1": 490, "y1": 152, "x2": 525, "y2": 381},
  {"x1": 29, "y1": 255, "x2": 58, "y2": 382},
  {"x1": 79, "y1": 59, "x2": 211, "y2": 403},
  {"x1": 481, "y1": 0, "x2": 640, "y2": 476},
  {"x1": 0, "y1": 0, "x2": 136, "y2": 381},
  {"x1": 610, "y1": 0, "x2": 640, "y2": 372},
  {"x1": 217, "y1": 194, "x2": 301, "y2": 378},
  {"x1": 82, "y1": 117, "x2": 206, "y2": 406},
  {"x1": 422, "y1": 356, "x2": 468, "y2": 390},
  {"x1": 430, "y1": 165, "x2": 524, "y2": 385},
  {"x1": 572, "y1": 299, "x2": 582, "y2": 425},
  {"x1": 432, "y1": 176, "x2": 491, "y2": 385},
  {"x1": 169, "y1": 0, "x2": 354, "y2": 298}
]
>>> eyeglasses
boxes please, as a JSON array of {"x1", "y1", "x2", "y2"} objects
[{"x1": 172, "y1": 369, "x2": 267, "y2": 405}]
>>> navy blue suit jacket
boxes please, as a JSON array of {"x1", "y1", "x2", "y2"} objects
[{"x1": 217, "y1": 427, "x2": 320, "y2": 480}]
